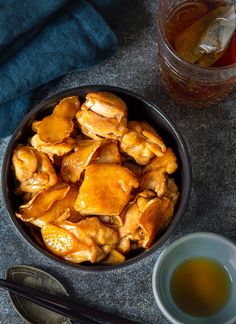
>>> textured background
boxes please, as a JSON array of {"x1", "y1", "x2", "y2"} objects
[{"x1": 0, "y1": 1, "x2": 235, "y2": 323}]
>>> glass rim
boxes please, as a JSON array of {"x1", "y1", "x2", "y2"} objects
[{"x1": 157, "y1": 0, "x2": 236, "y2": 74}]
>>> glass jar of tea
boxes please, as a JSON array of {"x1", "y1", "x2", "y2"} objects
[{"x1": 157, "y1": 0, "x2": 236, "y2": 107}]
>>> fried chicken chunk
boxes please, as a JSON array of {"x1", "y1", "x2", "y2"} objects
[
  {"x1": 119, "y1": 190, "x2": 175, "y2": 248},
  {"x1": 42, "y1": 224, "x2": 100, "y2": 263},
  {"x1": 85, "y1": 92, "x2": 127, "y2": 119},
  {"x1": 31, "y1": 185, "x2": 81, "y2": 228},
  {"x1": 144, "y1": 147, "x2": 178, "y2": 173},
  {"x1": 74, "y1": 163, "x2": 139, "y2": 216},
  {"x1": 41, "y1": 217, "x2": 119, "y2": 263},
  {"x1": 116, "y1": 236, "x2": 131, "y2": 255},
  {"x1": 61, "y1": 139, "x2": 102, "y2": 183},
  {"x1": 119, "y1": 190, "x2": 155, "y2": 242},
  {"x1": 30, "y1": 134, "x2": 75, "y2": 160},
  {"x1": 59, "y1": 217, "x2": 119, "y2": 246},
  {"x1": 33, "y1": 96, "x2": 80, "y2": 144},
  {"x1": 94, "y1": 140, "x2": 121, "y2": 164},
  {"x1": 15, "y1": 183, "x2": 70, "y2": 222},
  {"x1": 12, "y1": 145, "x2": 57, "y2": 193},
  {"x1": 120, "y1": 121, "x2": 166, "y2": 165},
  {"x1": 139, "y1": 197, "x2": 175, "y2": 248},
  {"x1": 141, "y1": 148, "x2": 178, "y2": 197},
  {"x1": 76, "y1": 92, "x2": 127, "y2": 140},
  {"x1": 102, "y1": 250, "x2": 125, "y2": 265}
]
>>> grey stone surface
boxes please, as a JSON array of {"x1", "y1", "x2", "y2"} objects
[{"x1": 0, "y1": 1, "x2": 235, "y2": 323}]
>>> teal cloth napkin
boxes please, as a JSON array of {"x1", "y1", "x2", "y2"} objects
[{"x1": 0, "y1": 0, "x2": 118, "y2": 137}]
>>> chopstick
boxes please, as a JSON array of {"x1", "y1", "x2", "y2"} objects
[
  {"x1": 0, "y1": 278, "x2": 135, "y2": 323},
  {"x1": 0, "y1": 278, "x2": 96, "y2": 323}
]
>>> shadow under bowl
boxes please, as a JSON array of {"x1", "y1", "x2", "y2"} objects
[{"x1": 2, "y1": 85, "x2": 192, "y2": 271}]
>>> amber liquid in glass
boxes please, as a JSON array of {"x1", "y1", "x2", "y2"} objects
[
  {"x1": 166, "y1": 1, "x2": 236, "y2": 67},
  {"x1": 170, "y1": 257, "x2": 232, "y2": 317}
]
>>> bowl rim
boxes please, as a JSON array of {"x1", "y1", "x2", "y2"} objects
[
  {"x1": 152, "y1": 232, "x2": 236, "y2": 324},
  {"x1": 1, "y1": 85, "x2": 192, "y2": 272}
]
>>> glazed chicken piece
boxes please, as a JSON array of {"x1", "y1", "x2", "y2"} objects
[
  {"x1": 116, "y1": 236, "x2": 131, "y2": 255},
  {"x1": 119, "y1": 190, "x2": 175, "y2": 248},
  {"x1": 41, "y1": 224, "x2": 102, "y2": 263},
  {"x1": 12, "y1": 145, "x2": 57, "y2": 193},
  {"x1": 84, "y1": 92, "x2": 127, "y2": 119},
  {"x1": 58, "y1": 217, "x2": 119, "y2": 246},
  {"x1": 31, "y1": 185, "x2": 81, "y2": 228},
  {"x1": 77, "y1": 110, "x2": 127, "y2": 140},
  {"x1": 15, "y1": 183, "x2": 70, "y2": 222},
  {"x1": 120, "y1": 121, "x2": 166, "y2": 165},
  {"x1": 74, "y1": 163, "x2": 139, "y2": 217},
  {"x1": 141, "y1": 148, "x2": 178, "y2": 197},
  {"x1": 118, "y1": 190, "x2": 155, "y2": 242},
  {"x1": 41, "y1": 217, "x2": 119, "y2": 263},
  {"x1": 61, "y1": 139, "x2": 102, "y2": 183},
  {"x1": 12, "y1": 145, "x2": 38, "y2": 183},
  {"x1": 144, "y1": 147, "x2": 178, "y2": 173},
  {"x1": 102, "y1": 249, "x2": 125, "y2": 265},
  {"x1": 35, "y1": 116, "x2": 74, "y2": 144},
  {"x1": 138, "y1": 197, "x2": 175, "y2": 248},
  {"x1": 30, "y1": 134, "x2": 75, "y2": 160},
  {"x1": 32, "y1": 96, "x2": 80, "y2": 144},
  {"x1": 76, "y1": 92, "x2": 127, "y2": 140},
  {"x1": 140, "y1": 169, "x2": 167, "y2": 198},
  {"x1": 52, "y1": 96, "x2": 80, "y2": 118},
  {"x1": 94, "y1": 140, "x2": 121, "y2": 164}
]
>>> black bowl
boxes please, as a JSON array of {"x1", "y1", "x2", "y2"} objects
[{"x1": 2, "y1": 85, "x2": 192, "y2": 271}]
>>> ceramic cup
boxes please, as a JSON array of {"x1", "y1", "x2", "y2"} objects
[{"x1": 152, "y1": 232, "x2": 236, "y2": 324}]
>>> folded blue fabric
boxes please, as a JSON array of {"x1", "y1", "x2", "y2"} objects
[
  {"x1": 0, "y1": 0, "x2": 70, "y2": 65},
  {"x1": 0, "y1": 0, "x2": 117, "y2": 137}
]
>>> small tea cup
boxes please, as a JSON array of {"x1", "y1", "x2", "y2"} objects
[{"x1": 152, "y1": 232, "x2": 236, "y2": 324}]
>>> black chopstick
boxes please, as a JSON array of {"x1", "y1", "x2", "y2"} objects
[
  {"x1": 0, "y1": 278, "x2": 135, "y2": 323},
  {"x1": 0, "y1": 278, "x2": 96, "y2": 323}
]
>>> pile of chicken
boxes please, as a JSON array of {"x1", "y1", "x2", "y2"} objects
[{"x1": 12, "y1": 92, "x2": 179, "y2": 265}]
